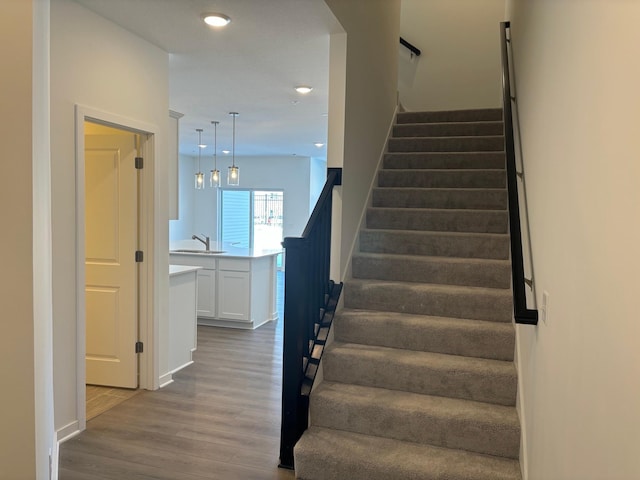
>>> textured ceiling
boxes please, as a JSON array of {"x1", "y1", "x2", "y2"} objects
[{"x1": 73, "y1": 0, "x2": 337, "y2": 159}]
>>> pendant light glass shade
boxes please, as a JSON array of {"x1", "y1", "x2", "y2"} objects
[
  {"x1": 194, "y1": 128, "x2": 205, "y2": 190},
  {"x1": 195, "y1": 172, "x2": 205, "y2": 189},
  {"x1": 228, "y1": 112, "x2": 240, "y2": 186},
  {"x1": 210, "y1": 169, "x2": 220, "y2": 187},
  {"x1": 210, "y1": 120, "x2": 221, "y2": 188},
  {"x1": 228, "y1": 165, "x2": 239, "y2": 185}
]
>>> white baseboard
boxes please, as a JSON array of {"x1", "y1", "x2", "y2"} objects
[
  {"x1": 50, "y1": 431, "x2": 59, "y2": 480},
  {"x1": 158, "y1": 372, "x2": 174, "y2": 388},
  {"x1": 56, "y1": 420, "x2": 80, "y2": 444}
]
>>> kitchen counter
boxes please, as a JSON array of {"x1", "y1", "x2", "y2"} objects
[
  {"x1": 170, "y1": 244, "x2": 281, "y2": 330},
  {"x1": 169, "y1": 265, "x2": 201, "y2": 276},
  {"x1": 170, "y1": 241, "x2": 282, "y2": 259}
]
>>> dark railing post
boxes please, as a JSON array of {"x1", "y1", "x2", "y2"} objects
[
  {"x1": 279, "y1": 168, "x2": 342, "y2": 469},
  {"x1": 500, "y1": 21, "x2": 538, "y2": 325},
  {"x1": 279, "y1": 237, "x2": 309, "y2": 469}
]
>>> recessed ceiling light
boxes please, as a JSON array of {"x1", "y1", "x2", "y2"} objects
[
  {"x1": 222, "y1": 150, "x2": 230, "y2": 154},
  {"x1": 314, "y1": 142, "x2": 324, "y2": 148},
  {"x1": 295, "y1": 85, "x2": 313, "y2": 94},
  {"x1": 202, "y1": 13, "x2": 231, "y2": 27}
]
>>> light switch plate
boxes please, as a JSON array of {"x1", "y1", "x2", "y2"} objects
[{"x1": 541, "y1": 291, "x2": 549, "y2": 324}]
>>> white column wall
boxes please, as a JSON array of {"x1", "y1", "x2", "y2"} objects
[{"x1": 323, "y1": 0, "x2": 401, "y2": 278}]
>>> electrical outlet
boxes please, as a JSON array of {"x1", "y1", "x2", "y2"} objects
[{"x1": 541, "y1": 291, "x2": 549, "y2": 324}]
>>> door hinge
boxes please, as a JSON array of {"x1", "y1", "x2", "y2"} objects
[
  {"x1": 135, "y1": 341, "x2": 144, "y2": 353},
  {"x1": 135, "y1": 157, "x2": 144, "y2": 169},
  {"x1": 135, "y1": 250, "x2": 144, "y2": 262}
]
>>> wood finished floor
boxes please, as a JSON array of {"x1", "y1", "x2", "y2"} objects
[
  {"x1": 86, "y1": 385, "x2": 141, "y2": 421},
  {"x1": 60, "y1": 315, "x2": 294, "y2": 478}
]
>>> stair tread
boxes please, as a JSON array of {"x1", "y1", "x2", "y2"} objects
[
  {"x1": 328, "y1": 341, "x2": 516, "y2": 374},
  {"x1": 347, "y1": 277, "x2": 511, "y2": 294},
  {"x1": 361, "y1": 227, "x2": 508, "y2": 238},
  {"x1": 295, "y1": 426, "x2": 522, "y2": 480},
  {"x1": 324, "y1": 341, "x2": 516, "y2": 405},
  {"x1": 389, "y1": 135, "x2": 505, "y2": 140},
  {"x1": 338, "y1": 307, "x2": 514, "y2": 329},
  {"x1": 379, "y1": 168, "x2": 505, "y2": 173},
  {"x1": 369, "y1": 207, "x2": 503, "y2": 213},
  {"x1": 374, "y1": 186, "x2": 506, "y2": 191},
  {"x1": 335, "y1": 308, "x2": 515, "y2": 361},
  {"x1": 353, "y1": 252, "x2": 510, "y2": 265},
  {"x1": 315, "y1": 381, "x2": 519, "y2": 428},
  {"x1": 395, "y1": 120, "x2": 504, "y2": 127}
]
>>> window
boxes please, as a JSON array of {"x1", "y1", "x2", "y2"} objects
[{"x1": 220, "y1": 190, "x2": 284, "y2": 257}]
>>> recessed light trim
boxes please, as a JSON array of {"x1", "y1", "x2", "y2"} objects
[
  {"x1": 202, "y1": 13, "x2": 231, "y2": 27},
  {"x1": 222, "y1": 150, "x2": 230, "y2": 155},
  {"x1": 295, "y1": 85, "x2": 313, "y2": 94},
  {"x1": 314, "y1": 142, "x2": 325, "y2": 148}
]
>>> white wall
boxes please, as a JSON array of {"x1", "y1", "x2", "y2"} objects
[
  {"x1": 0, "y1": 2, "x2": 38, "y2": 477},
  {"x1": 309, "y1": 157, "x2": 328, "y2": 214},
  {"x1": 169, "y1": 155, "x2": 314, "y2": 245},
  {"x1": 323, "y1": 0, "x2": 401, "y2": 277},
  {"x1": 169, "y1": 153, "x2": 197, "y2": 243},
  {"x1": 399, "y1": 0, "x2": 505, "y2": 111},
  {"x1": 506, "y1": 1, "x2": 640, "y2": 478},
  {"x1": 50, "y1": 0, "x2": 169, "y2": 436}
]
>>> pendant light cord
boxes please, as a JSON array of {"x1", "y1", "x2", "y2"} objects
[{"x1": 196, "y1": 128, "x2": 203, "y2": 172}]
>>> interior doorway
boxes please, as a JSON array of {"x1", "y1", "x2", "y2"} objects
[{"x1": 75, "y1": 106, "x2": 157, "y2": 431}]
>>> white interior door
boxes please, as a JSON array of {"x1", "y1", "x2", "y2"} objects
[{"x1": 84, "y1": 122, "x2": 138, "y2": 388}]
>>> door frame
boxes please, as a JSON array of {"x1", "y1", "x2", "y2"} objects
[{"x1": 75, "y1": 105, "x2": 157, "y2": 430}]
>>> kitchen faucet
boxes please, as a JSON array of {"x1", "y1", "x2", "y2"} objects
[{"x1": 192, "y1": 234, "x2": 210, "y2": 251}]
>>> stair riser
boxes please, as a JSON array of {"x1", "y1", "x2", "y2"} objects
[
  {"x1": 378, "y1": 170, "x2": 506, "y2": 189},
  {"x1": 352, "y1": 256, "x2": 511, "y2": 289},
  {"x1": 393, "y1": 122, "x2": 504, "y2": 138},
  {"x1": 372, "y1": 188, "x2": 507, "y2": 210},
  {"x1": 388, "y1": 136, "x2": 504, "y2": 153},
  {"x1": 344, "y1": 281, "x2": 513, "y2": 322},
  {"x1": 323, "y1": 348, "x2": 517, "y2": 406},
  {"x1": 335, "y1": 312, "x2": 515, "y2": 361},
  {"x1": 384, "y1": 152, "x2": 506, "y2": 170},
  {"x1": 397, "y1": 108, "x2": 503, "y2": 124},
  {"x1": 310, "y1": 390, "x2": 520, "y2": 458},
  {"x1": 367, "y1": 208, "x2": 508, "y2": 234},
  {"x1": 359, "y1": 230, "x2": 510, "y2": 259}
]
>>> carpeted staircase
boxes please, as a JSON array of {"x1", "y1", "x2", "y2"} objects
[{"x1": 294, "y1": 108, "x2": 522, "y2": 480}]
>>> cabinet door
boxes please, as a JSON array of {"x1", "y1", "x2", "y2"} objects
[
  {"x1": 217, "y1": 270, "x2": 250, "y2": 321},
  {"x1": 196, "y1": 269, "x2": 216, "y2": 318}
]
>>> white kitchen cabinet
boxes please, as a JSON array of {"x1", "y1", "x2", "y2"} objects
[
  {"x1": 217, "y1": 270, "x2": 250, "y2": 321},
  {"x1": 169, "y1": 246, "x2": 279, "y2": 329},
  {"x1": 196, "y1": 269, "x2": 216, "y2": 318}
]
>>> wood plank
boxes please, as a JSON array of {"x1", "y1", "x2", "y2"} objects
[{"x1": 61, "y1": 275, "x2": 294, "y2": 479}]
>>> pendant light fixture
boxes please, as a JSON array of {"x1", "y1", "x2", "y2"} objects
[
  {"x1": 210, "y1": 120, "x2": 221, "y2": 187},
  {"x1": 194, "y1": 128, "x2": 205, "y2": 189},
  {"x1": 228, "y1": 112, "x2": 240, "y2": 186}
]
